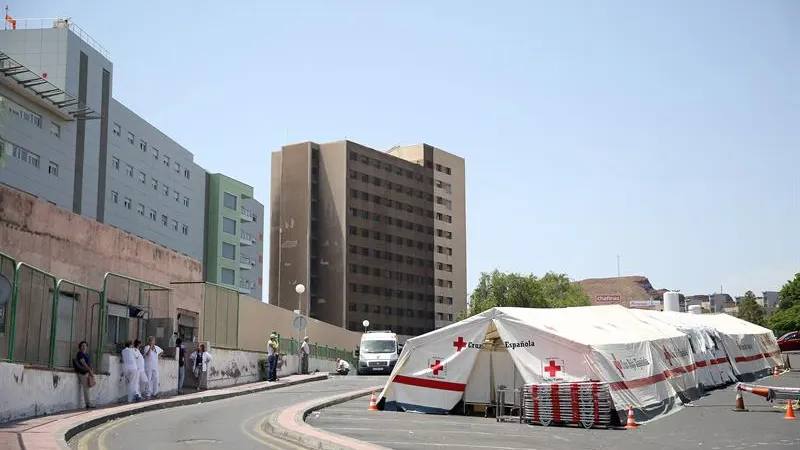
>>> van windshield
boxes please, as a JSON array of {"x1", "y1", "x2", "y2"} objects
[{"x1": 362, "y1": 340, "x2": 396, "y2": 353}]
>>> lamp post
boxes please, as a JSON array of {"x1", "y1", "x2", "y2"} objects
[
  {"x1": 294, "y1": 283, "x2": 306, "y2": 375},
  {"x1": 362, "y1": 319, "x2": 370, "y2": 333},
  {"x1": 295, "y1": 283, "x2": 306, "y2": 315}
]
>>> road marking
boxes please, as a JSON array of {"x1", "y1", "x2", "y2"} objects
[
  {"x1": 253, "y1": 414, "x2": 308, "y2": 450},
  {"x1": 97, "y1": 415, "x2": 142, "y2": 450},
  {"x1": 240, "y1": 411, "x2": 301, "y2": 450},
  {"x1": 372, "y1": 442, "x2": 534, "y2": 449}
]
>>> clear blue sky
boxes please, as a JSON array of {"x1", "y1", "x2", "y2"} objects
[{"x1": 18, "y1": 1, "x2": 799, "y2": 297}]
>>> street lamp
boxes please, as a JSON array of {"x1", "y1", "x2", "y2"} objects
[
  {"x1": 362, "y1": 319, "x2": 370, "y2": 333},
  {"x1": 295, "y1": 283, "x2": 305, "y2": 315}
]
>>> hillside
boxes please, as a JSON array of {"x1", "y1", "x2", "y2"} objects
[{"x1": 577, "y1": 276, "x2": 665, "y2": 307}]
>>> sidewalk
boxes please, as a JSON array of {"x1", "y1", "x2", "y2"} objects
[{"x1": 0, "y1": 373, "x2": 328, "y2": 450}]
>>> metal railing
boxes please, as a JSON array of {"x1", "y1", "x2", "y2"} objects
[
  {"x1": 6, "y1": 18, "x2": 110, "y2": 59},
  {"x1": 278, "y1": 337, "x2": 357, "y2": 366}
]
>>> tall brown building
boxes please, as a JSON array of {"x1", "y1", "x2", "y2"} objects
[{"x1": 269, "y1": 140, "x2": 466, "y2": 335}]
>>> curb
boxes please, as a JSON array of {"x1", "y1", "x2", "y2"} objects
[
  {"x1": 265, "y1": 385, "x2": 392, "y2": 450},
  {"x1": 55, "y1": 374, "x2": 329, "y2": 449}
]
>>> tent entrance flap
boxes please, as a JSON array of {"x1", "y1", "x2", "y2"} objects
[{"x1": 463, "y1": 324, "x2": 524, "y2": 409}]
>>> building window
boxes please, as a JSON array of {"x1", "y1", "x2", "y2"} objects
[
  {"x1": 11, "y1": 145, "x2": 40, "y2": 167},
  {"x1": 222, "y1": 217, "x2": 237, "y2": 235},
  {"x1": 123, "y1": 197, "x2": 132, "y2": 209},
  {"x1": 148, "y1": 209, "x2": 156, "y2": 221},
  {"x1": 127, "y1": 132, "x2": 135, "y2": 145},
  {"x1": 221, "y1": 268, "x2": 235, "y2": 285},
  {"x1": 140, "y1": 140, "x2": 147, "y2": 152},
  {"x1": 161, "y1": 214, "x2": 168, "y2": 226},
  {"x1": 163, "y1": 155, "x2": 170, "y2": 167},
  {"x1": 174, "y1": 191, "x2": 180, "y2": 202},
  {"x1": 181, "y1": 224, "x2": 189, "y2": 235},
  {"x1": 222, "y1": 242, "x2": 236, "y2": 260},
  {"x1": 152, "y1": 178, "x2": 158, "y2": 190},
  {"x1": 112, "y1": 123, "x2": 121, "y2": 136},
  {"x1": 112, "y1": 157, "x2": 120, "y2": 170},
  {"x1": 153, "y1": 147, "x2": 159, "y2": 159},
  {"x1": 174, "y1": 161, "x2": 181, "y2": 173},
  {"x1": 110, "y1": 191, "x2": 118, "y2": 203},
  {"x1": 171, "y1": 219, "x2": 179, "y2": 231},
  {"x1": 184, "y1": 168, "x2": 190, "y2": 179},
  {"x1": 48, "y1": 161, "x2": 58, "y2": 176},
  {"x1": 125, "y1": 164, "x2": 133, "y2": 177},
  {"x1": 223, "y1": 192, "x2": 238, "y2": 210},
  {"x1": 162, "y1": 185, "x2": 169, "y2": 196},
  {"x1": 49, "y1": 121, "x2": 60, "y2": 137},
  {"x1": 183, "y1": 197, "x2": 189, "y2": 207},
  {"x1": 138, "y1": 171, "x2": 146, "y2": 184},
  {"x1": 137, "y1": 203, "x2": 145, "y2": 216}
]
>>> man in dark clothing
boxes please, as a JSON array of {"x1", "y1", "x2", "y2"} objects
[
  {"x1": 73, "y1": 341, "x2": 96, "y2": 408},
  {"x1": 176, "y1": 338, "x2": 186, "y2": 394}
]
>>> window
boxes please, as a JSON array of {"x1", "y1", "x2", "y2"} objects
[
  {"x1": 140, "y1": 140, "x2": 147, "y2": 152},
  {"x1": 161, "y1": 214, "x2": 168, "y2": 226},
  {"x1": 50, "y1": 121, "x2": 60, "y2": 137},
  {"x1": 123, "y1": 197, "x2": 132, "y2": 209},
  {"x1": 222, "y1": 242, "x2": 236, "y2": 260},
  {"x1": 138, "y1": 171, "x2": 146, "y2": 184},
  {"x1": 127, "y1": 132, "x2": 135, "y2": 145},
  {"x1": 137, "y1": 203, "x2": 145, "y2": 216},
  {"x1": 125, "y1": 164, "x2": 133, "y2": 177},
  {"x1": 163, "y1": 155, "x2": 170, "y2": 167},
  {"x1": 171, "y1": 219, "x2": 179, "y2": 231},
  {"x1": 181, "y1": 224, "x2": 189, "y2": 235},
  {"x1": 174, "y1": 191, "x2": 180, "y2": 202},
  {"x1": 162, "y1": 185, "x2": 169, "y2": 196},
  {"x1": 151, "y1": 178, "x2": 158, "y2": 190},
  {"x1": 184, "y1": 168, "x2": 190, "y2": 179},
  {"x1": 174, "y1": 161, "x2": 181, "y2": 173},
  {"x1": 112, "y1": 157, "x2": 120, "y2": 170},
  {"x1": 11, "y1": 145, "x2": 40, "y2": 167},
  {"x1": 183, "y1": 197, "x2": 190, "y2": 207},
  {"x1": 223, "y1": 192, "x2": 238, "y2": 210},
  {"x1": 148, "y1": 208, "x2": 156, "y2": 220},
  {"x1": 223, "y1": 217, "x2": 237, "y2": 235},
  {"x1": 112, "y1": 123, "x2": 121, "y2": 136},
  {"x1": 153, "y1": 147, "x2": 159, "y2": 159},
  {"x1": 220, "y1": 268, "x2": 235, "y2": 285},
  {"x1": 48, "y1": 161, "x2": 58, "y2": 176},
  {"x1": 110, "y1": 191, "x2": 118, "y2": 204}
]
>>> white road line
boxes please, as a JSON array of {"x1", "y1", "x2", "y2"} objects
[{"x1": 322, "y1": 427, "x2": 543, "y2": 438}]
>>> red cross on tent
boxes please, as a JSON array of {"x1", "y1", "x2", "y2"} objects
[
  {"x1": 430, "y1": 360, "x2": 444, "y2": 376},
  {"x1": 453, "y1": 336, "x2": 466, "y2": 352},
  {"x1": 544, "y1": 359, "x2": 562, "y2": 377}
]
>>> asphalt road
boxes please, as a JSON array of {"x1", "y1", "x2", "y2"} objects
[
  {"x1": 69, "y1": 375, "x2": 386, "y2": 450},
  {"x1": 309, "y1": 369, "x2": 800, "y2": 450}
]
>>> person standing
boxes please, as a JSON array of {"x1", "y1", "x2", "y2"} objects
[
  {"x1": 134, "y1": 339, "x2": 149, "y2": 399},
  {"x1": 300, "y1": 336, "x2": 310, "y2": 375},
  {"x1": 176, "y1": 338, "x2": 186, "y2": 394},
  {"x1": 73, "y1": 341, "x2": 96, "y2": 408},
  {"x1": 120, "y1": 341, "x2": 140, "y2": 402},
  {"x1": 190, "y1": 343, "x2": 212, "y2": 390},
  {"x1": 143, "y1": 336, "x2": 163, "y2": 397},
  {"x1": 267, "y1": 333, "x2": 279, "y2": 382}
]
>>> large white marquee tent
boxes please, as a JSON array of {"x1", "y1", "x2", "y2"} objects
[{"x1": 377, "y1": 305, "x2": 781, "y2": 423}]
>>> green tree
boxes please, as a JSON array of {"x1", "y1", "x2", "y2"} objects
[
  {"x1": 777, "y1": 273, "x2": 800, "y2": 311},
  {"x1": 767, "y1": 303, "x2": 800, "y2": 337},
  {"x1": 462, "y1": 269, "x2": 590, "y2": 317},
  {"x1": 737, "y1": 290, "x2": 766, "y2": 326}
]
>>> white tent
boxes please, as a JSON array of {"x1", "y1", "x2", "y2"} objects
[
  {"x1": 688, "y1": 313, "x2": 781, "y2": 381},
  {"x1": 379, "y1": 305, "x2": 702, "y2": 423},
  {"x1": 628, "y1": 310, "x2": 737, "y2": 388}
]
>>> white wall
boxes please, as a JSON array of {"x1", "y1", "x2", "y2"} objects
[
  {"x1": 0, "y1": 354, "x2": 177, "y2": 423},
  {"x1": 205, "y1": 347, "x2": 337, "y2": 389}
]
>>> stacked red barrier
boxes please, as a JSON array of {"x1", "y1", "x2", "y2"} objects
[{"x1": 523, "y1": 381, "x2": 613, "y2": 429}]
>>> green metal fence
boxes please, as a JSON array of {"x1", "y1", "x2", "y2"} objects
[
  {"x1": 0, "y1": 252, "x2": 17, "y2": 361},
  {"x1": 202, "y1": 282, "x2": 239, "y2": 349},
  {"x1": 279, "y1": 337, "x2": 357, "y2": 366},
  {"x1": 55, "y1": 279, "x2": 102, "y2": 369}
]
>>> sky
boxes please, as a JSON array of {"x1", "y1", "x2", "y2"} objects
[{"x1": 15, "y1": 1, "x2": 800, "y2": 297}]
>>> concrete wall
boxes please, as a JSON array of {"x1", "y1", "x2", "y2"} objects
[
  {"x1": 0, "y1": 355, "x2": 177, "y2": 423},
  {"x1": 204, "y1": 346, "x2": 336, "y2": 389}
]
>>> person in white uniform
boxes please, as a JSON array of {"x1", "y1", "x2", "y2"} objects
[
  {"x1": 189, "y1": 343, "x2": 213, "y2": 390},
  {"x1": 142, "y1": 336, "x2": 163, "y2": 397},
  {"x1": 134, "y1": 339, "x2": 149, "y2": 399},
  {"x1": 120, "y1": 341, "x2": 140, "y2": 403}
]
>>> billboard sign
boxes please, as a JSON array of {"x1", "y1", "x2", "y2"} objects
[
  {"x1": 595, "y1": 295, "x2": 621, "y2": 304},
  {"x1": 629, "y1": 300, "x2": 662, "y2": 309}
]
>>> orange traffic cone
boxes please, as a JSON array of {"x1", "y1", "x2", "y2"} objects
[
  {"x1": 732, "y1": 390, "x2": 748, "y2": 412},
  {"x1": 785, "y1": 399, "x2": 797, "y2": 421},
  {"x1": 625, "y1": 406, "x2": 637, "y2": 429},
  {"x1": 368, "y1": 391, "x2": 378, "y2": 411}
]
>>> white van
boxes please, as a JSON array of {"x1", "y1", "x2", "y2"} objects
[{"x1": 355, "y1": 331, "x2": 401, "y2": 375}]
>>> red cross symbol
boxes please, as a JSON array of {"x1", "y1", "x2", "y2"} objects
[
  {"x1": 430, "y1": 360, "x2": 444, "y2": 375},
  {"x1": 663, "y1": 347, "x2": 674, "y2": 366},
  {"x1": 453, "y1": 336, "x2": 466, "y2": 352},
  {"x1": 544, "y1": 359, "x2": 561, "y2": 377}
]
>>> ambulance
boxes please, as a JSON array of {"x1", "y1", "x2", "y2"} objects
[{"x1": 355, "y1": 330, "x2": 401, "y2": 375}]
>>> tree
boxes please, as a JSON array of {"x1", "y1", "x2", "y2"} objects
[
  {"x1": 777, "y1": 273, "x2": 800, "y2": 311},
  {"x1": 462, "y1": 270, "x2": 590, "y2": 318},
  {"x1": 767, "y1": 303, "x2": 800, "y2": 337},
  {"x1": 737, "y1": 290, "x2": 766, "y2": 326}
]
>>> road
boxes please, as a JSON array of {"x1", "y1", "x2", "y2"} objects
[
  {"x1": 309, "y1": 370, "x2": 800, "y2": 450},
  {"x1": 69, "y1": 375, "x2": 385, "y2": 450}
]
